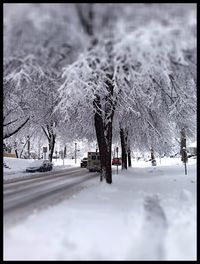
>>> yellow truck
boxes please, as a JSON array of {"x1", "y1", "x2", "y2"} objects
[{"x1": 87, "y1": 152, "x2": 101, "y2": 172}]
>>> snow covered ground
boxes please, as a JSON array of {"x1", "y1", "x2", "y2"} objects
[
  {"x1": 3, "y1": 157, "x2": 80, "y2": 182},
  {"x1": 4, "y1": 157, "x2": 196, "y2": 260}
]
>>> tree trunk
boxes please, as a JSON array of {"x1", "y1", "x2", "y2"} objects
[
  {"x1": 94, "y1": 99, "x2": 112, "y2": 184},
  {"x1": 27, "y1": 136, "x2": 30, "y2": 159},
  {"x1": 15, "y1": 149, "x2": 18, "y2": 158},
  {"x1": 42, "y1": 124, "x2": 56, "y2": 163},
  {"x1": 150, "y1": 148, "x2": 157, "y2": 166},
  {"x1": 128, "y1": 148, "x2": 131, "y2": 167},
  {"x1": 103, "y1": 75, "x2": 115, "y2": 183},
  {"x1": 94, "y1": 113, "x2": 111, "y2": 183},
  {"x1": 120, "y1": 128, "x2": 127, "y2": 169},
  {"x1": 64, "y1": 146, "x2": 67, "y2": 158},
  {"x1": 180, "y1": 128, "x2": 187, "y2": 163},
  {"x1": 48, "y1": 134, "x2": 55, "y2": 162},
  {"x1": 150, "y1": 148, "x2": 155, "y2": 160},
  {"x1": 105, "y1": 120, "x2": 113, "y2": 184},
  {"x1": 20, "y1": 138, "x2": 29, "y2": 158},
  {"x1": 92, "y1": 39, "x2": 115, "y2": 184}
]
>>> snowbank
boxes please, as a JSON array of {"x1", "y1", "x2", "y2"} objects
[{"x1": 3, "y1": 157, "x2": 80, "y2": 181}]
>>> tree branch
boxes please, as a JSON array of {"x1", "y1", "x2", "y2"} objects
[
  {"x1": 76, "y1": 4, "x2": 94, "y2": 36},
  {"x1": 42, "y1": 126, "x2": 50, "y2": 141},
  {"x1": 3, "y1": 118, "x2": 19, "y2": 127},
  {"x1": 3, "y1": 117, "x2": 30, "y2": 139}
]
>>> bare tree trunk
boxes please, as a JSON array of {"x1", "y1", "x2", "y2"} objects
[
  {"x1": 151, "y1": 148, "x2": 155, "y2": 161},
  {"x1": 105, "y1": 119, "x2": 113, "y2": 184},
  {"x1": 120, "y1": 128, "x2": 127, "y2": 169},
  {"x1": 94, "y1": 113, "x2": 109, "y2": 182},
  {"x1": 48, "y1": 134, "x2": 55, "y2": 162},
  {"x1": 20, "y1": 138, "x2": 28, "y2": 158},
  {"x1": 180, "y1": 128, "x2": 188, "y2": 174},
  {"x1": 180, "y1": 128, "x2": 187, "y2": 162},
  {"x1": 128, "y1": 148, "x2": 131, "y2": 167},
  {"x1": 150, "y1": 148, "x2": 156, "y2": 166},
  {"x1": 27, "y1": 135, "x2": 30, "y2": 159},
  {"x1": 15, "y1": 149, "x2": 18, "y2": 158},
  {"x1": 94, "y1": 96, "x2": 112, "y2": 184},
  {"x1": 42, "y1": 124, "x2": 56, "y2": 162},
  {"x1": 64, "y1": 146, "x2": 67, "y2": 158}
]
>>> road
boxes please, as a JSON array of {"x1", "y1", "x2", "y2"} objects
[{"x1": 4, "y1": 167, "x2": 99, "y2": 227}]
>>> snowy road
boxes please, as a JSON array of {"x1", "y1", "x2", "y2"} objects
[{"x1": 4, "y1": 168, "x2": 99, "y2": 226}]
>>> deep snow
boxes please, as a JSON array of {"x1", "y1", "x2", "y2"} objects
[{"x1": 3, "y1": 157, "x2": 196, "y2": 260}]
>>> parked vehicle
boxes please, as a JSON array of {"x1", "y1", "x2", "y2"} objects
[
  {"x1": 80, "y1": 157, "x2": 88, "y2": 168},
  {"x1": 112, "y1": 157, "x2": 122, "y2": 166},
  {"x1": 87, "y1": 152, "x2": 101, "y2": 172},
  {"x1": 26, "y1": 160, "x2": 53, "y2": 173}
]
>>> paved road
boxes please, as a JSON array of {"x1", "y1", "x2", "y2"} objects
[{"x1": 4, "y1": 167, "x2": 99, "y2": 227}]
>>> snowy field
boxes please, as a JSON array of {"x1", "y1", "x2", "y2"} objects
[{"x1": 4, "y1": 157, "x2": 196, "y2": 260}]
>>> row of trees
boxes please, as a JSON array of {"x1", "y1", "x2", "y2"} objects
[{"x1": 3, "y1": 4, "x2": 196, "y2": 183}]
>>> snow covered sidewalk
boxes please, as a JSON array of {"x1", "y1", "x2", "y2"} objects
[{"x1": 4, "y1": 158, "x2": 196, "y2": 260}]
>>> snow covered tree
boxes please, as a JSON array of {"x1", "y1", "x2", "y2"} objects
[
  {"x1": 58, "y1": 4, "x2": 196, "y2": 182},
  {"x1": 58, "y1": 36, "x2": 117, "y2": 183},
  {"x1": 4, "y1": 3, "x2": 85, "y2": 160},
  {"x1": 3, "y1": 56, "x2": 37, "y2": 140},
  {"x1": 57, "y1": 4, "x2": 121, "y2": 183},
  {"x1": 4, "y1": 3, "x2": 196, "y2": 177},
  {"x1": 112, "y1": 5, "x2": 196, "y2": 161}
]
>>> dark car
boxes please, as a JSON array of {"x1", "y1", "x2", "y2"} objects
[
  {"x1": 80, "y1": 157, "x2": 88, "y2": 168},
  {"x1": 112, "y1": 158, "x2": 122, "y2": 166},
  {"x1": 26, "y1": 160, "x2": 53, "y2": 173}
]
